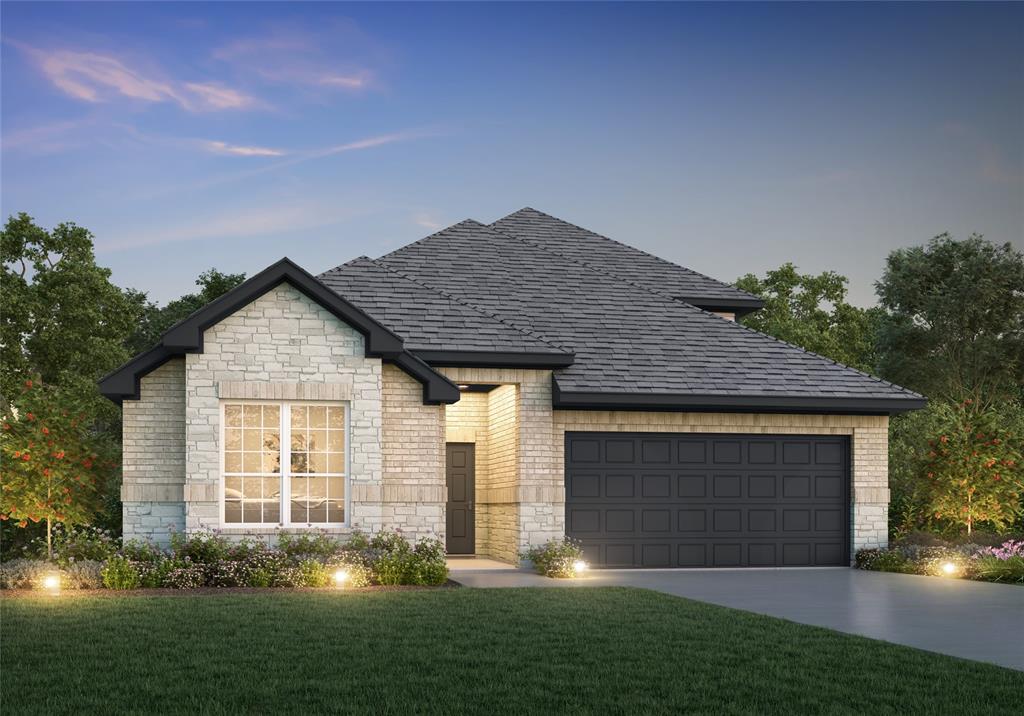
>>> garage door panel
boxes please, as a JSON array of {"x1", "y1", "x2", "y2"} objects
[{"x1": 566, "y1": 433, "x2": 849, "y2": 568}]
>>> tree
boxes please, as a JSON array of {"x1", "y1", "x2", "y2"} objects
[
  {"x1": 875, "y1": 233, "x2": 1024, "y2": 404},
  {"x1": 914, "y1": 400, "x2": 1023, "y2": 535},
  {"x1": 125, "y1": 268, "x2": 246, "y2": 354},
  {"x1": 1, "y1": 213, "x2": 142, "y2": 428},
  {"x1": 1, "y1": 379, "x2": 118, "y2": 559},
  {"x1": 735, "y1": 263, "x2": 882, "y2": 373}
]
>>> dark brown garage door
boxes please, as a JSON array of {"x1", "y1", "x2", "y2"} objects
[{"x1": 565, "y1": 433, "x2": 849, "y2": 568}]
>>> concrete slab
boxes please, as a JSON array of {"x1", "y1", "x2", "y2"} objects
[
  {"x1": 445, "y1": 557, "x2": 518, "y2": 571},
  {"x1": 448, "y1": 567, "x2": 1024, "y2": 671}
]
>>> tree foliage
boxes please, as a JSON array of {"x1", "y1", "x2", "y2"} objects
[
  {"x1": 1, "y1": 213, "x2": 141, "y2": 428},
  {"x1": 126, "y1": 268, "x2": 246, "y2": 354},
  {"x1": 895, "y1": 400, "x2": 1023, "y2": 536},
  {"x1": 1, "y1": 379, "x2": 118, "y2": 557},
  {"x1": 735, "y1": 263, "x2": 881, "y2": 373},
  {"x1": 875, "y1": 233, "x2": 1024, "y2": 404}
]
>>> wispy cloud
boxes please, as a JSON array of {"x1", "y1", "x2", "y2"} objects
[
  {"x1": 99, "y1": 199, "x2": 364, "y2": 251},
  {"x1": 412, "y1": 212, "x2": 443, "y2": 231},
  {"x1": 202, "y1": 140, "x2": 285, "y2": 157},
  {"x1": 13, "y1": 42, "x2": 260, "y2": 112},
  {"x1": 211, "y1": 21, "x2": 384, "y2": 95}
]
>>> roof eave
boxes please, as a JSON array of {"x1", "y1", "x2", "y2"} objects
[
  {"x1": 552, "y1": 379, "x2": 927, "y2": 415},
  {"x1": 414, "y1": 349, "x2": 575, "y2": 369},
  {"x1": 676, "y1": 296, "x2": 765, "y2": 318}
]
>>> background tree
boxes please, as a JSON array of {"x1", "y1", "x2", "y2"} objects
[
  {"x1": 1, "y1": 213, "x2": 141, "y2": 429},
  {"x1": 735, "y1": 263, "x2": 881, "y2": 373},
  {"x1": 875, "y1": 233, "x2": 1024, "y2": 405},
  {"x1": 125, "y1": 268, "x2": 246, "y2": 354},
  {"x1": 1, "y1": 379, "x2": 118, "y2": 559}
]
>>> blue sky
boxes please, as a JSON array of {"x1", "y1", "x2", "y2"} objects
[{"x1": 2, "y1": 2, "x2": 1021, "y2": 305}]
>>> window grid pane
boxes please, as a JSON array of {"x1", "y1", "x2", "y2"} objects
[{"x1": 225, "y1": 401, "x2": 345, "y2": 526}]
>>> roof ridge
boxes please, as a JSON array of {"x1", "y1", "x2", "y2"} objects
[
  {"x1": 366, "y1": 256, "x2": 573, "y2": 355},
  {"x1": 377, "y1": 219, "x2": 484, "y2": 261},
  {"x1": 493, "y1": 207, "x2": 760, "y2": 303},
  {"x1": 485, "y1": 221, "x2": 921, "y2": 397}
]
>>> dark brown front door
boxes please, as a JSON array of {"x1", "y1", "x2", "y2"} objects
[{"x1": 446, "y1": 443, "x2": 475, "y2": 554}]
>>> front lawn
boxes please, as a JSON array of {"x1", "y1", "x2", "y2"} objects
[{"x1": 3, "y1": 587, "x2": 1021, "y2": 715}]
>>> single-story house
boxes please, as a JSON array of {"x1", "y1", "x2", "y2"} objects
[{"x1": 100, "y1": 208, "x2": 925, "y2": 567}]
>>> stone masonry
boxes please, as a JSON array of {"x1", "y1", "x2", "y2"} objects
[
  {"x1": 121, "y1": 358, "x2": 186, "y2": 544},
  {"x1": 183, "y1": 284, "x2": 383, "y2": 539}
]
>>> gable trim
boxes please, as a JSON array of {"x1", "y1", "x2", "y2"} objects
[{"x1": 99, "y1": 258, "x2": 460, "y2": 406}]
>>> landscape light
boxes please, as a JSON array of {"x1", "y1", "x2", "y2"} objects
[
  {"x1": 333, "y1": 569, "x2": 349, "y2": 588},
  {"x1": 42, "y1": 574, "x2": 61, "y2": 592},
  {"x1": 941, "y1": 562, "x2": 957, "y2": 576},
  {"x1": 572, "y1": 560, "x2": 587, "y2": 576}
]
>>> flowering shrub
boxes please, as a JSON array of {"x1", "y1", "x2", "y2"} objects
[
  {"x1": 25, "y1": 525, "x2": 119, "y2": 567},
  {"x1": 856, "y1": 538, "x2": 1024, "y2": 584},
  {"x1": 1, "y1": 529, "x2": 447, "y2": 589},
  {"x1": 522, "y1": 538, "x2": 585, "y2": 578}
]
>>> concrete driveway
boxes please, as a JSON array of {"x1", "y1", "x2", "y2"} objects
[{"x1": 449, "y1": 566, "x2": 1024, "y2": 671}]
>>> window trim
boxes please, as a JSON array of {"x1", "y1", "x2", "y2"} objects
[{"x1": 218, "y1": 399, "x2": 351, "y2": 529}]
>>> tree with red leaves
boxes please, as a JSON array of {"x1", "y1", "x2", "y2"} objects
[
  {"x1": 922, "y1": 400, "x2": 1024, "y2": 535},
  {"x1": 1, "y1": 378, "x2": 117, "y2": 559}
]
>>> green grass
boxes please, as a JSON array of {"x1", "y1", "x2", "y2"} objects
[{"x1": 2, "y1": 587, "x2": 1021, "y2": 715}]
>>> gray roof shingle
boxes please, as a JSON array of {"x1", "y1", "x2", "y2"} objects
[
  {"x1": 363, "y1": 216, "x2": 922, "y2": 406},
  {"x1": 318, "y1": 256, "x2": 570, "y2": 356},
  {"x1": 490, "y1": 207, "x2": 763, "y2": 310}
]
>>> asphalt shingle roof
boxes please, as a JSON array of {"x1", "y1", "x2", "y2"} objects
[
  {"x1": 350, "y1": 215, "x2": 922, "y2": 404},
  {"x1": 490, "y1": 207, "x2": 762, "y2": 308},
  {"x1": 318, "y1": 256, "x2": 570, "y2": 356}
]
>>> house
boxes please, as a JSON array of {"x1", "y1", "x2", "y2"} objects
[{"x1": 100, "y1": 208, "x2": 925, "y2": 567}]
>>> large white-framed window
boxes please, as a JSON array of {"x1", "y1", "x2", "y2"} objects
[{"x1": 221, "y1": 400, "x2": 348, "y2": 527}]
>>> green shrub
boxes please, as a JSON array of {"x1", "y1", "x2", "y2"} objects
[
  {"x1": 854, "y1": 549, "x2": 915, "y2": 574},
  {"x1": 120, "y1": 540, "x2": 167, "y2": 563},
  {"x1": 101, "y1": 556, "x2": 141, "y2": 590},
  {"x1": 522, "y1": 538, "x2": 585, "y2": 578},
  {"x1": 170, "y1": 531, "x2": 230, "y2": 564},
  {"x1": 295, "y1": 559, "x2": 330, "y2": 588},
  {"x1": 64, "y1": 560, "x2": 104, "y2": 589},
  {"x1": 346, "y1": 530, "x2": 371, "y2": 551},
  {"x1": 325, "y1": 553, "x2": 372, "y2": 588},
  {"x1": 368, "y1": 532, "x2": 447, "y2": 586},
  {"x1": 277, "y1": 531, "x2": 340, "y2": 558},
  {"x1": 137, "y1": 558, "x2": 178, "y2": 588}
]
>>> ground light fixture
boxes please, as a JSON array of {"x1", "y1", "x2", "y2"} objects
[
  {"x1": 42, "y1": 573, "x2": 61, "y2": 593},
  {"x1": 941, "y1": 562, "x2": 957, "y2": 576},
  {"x1": 572, "y1": 560, "x2": 588, "y2": 576},
  {"x1": 332, "y1": 569, "x2": 349, "y2": 589}
]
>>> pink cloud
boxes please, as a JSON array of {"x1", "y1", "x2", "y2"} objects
[{"x1": 16, "y1": 43, "x2": 259, "y2": 113}]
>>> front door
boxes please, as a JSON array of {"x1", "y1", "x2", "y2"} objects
[{"x1": 446, "y1": 443, "x2": 475, "y2": 554}]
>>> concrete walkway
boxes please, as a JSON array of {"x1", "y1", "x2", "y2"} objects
[{"x1": 449, "y1": 566, "x2": 1024, "y2": 671}]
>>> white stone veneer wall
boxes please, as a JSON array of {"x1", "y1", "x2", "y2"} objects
[
  {"x1": 183, "y1": 284, "x2": 383, "y2": 537},
  {"x1": 121, "y1": 358, "x2": 186, "y2": 545}
]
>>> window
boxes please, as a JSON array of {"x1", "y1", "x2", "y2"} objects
[{"x1": 222, "y1": 401, "x2": 347, "y2": 526}]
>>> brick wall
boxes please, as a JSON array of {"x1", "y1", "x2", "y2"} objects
[
  {"x1": 121, "y1": 358, "x2": 186, "y2": 544},
  {"x1": 381, "y1": 364, "x2": 445, "y2": 541}
]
